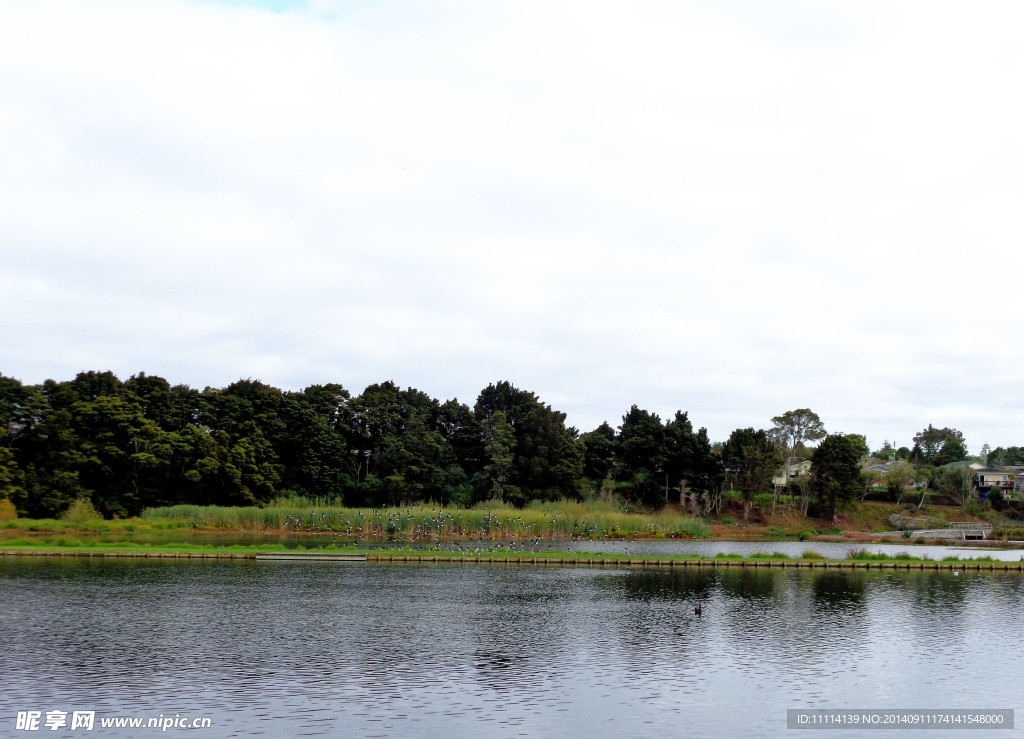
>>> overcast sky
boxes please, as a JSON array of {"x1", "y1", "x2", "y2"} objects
[{"x1": 2, "y1": 0, "x2": 1023, "y2": 452}]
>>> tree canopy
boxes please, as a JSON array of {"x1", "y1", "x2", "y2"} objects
[
  {"x1": 911, "y1": 425, "x2": 966, "y2": 465},
  {"x1": 722, "y1": 428, "x2": 781, "y2": 520},
  {"x1": 810, "y1": 434, "x2": 862, "y2": 519},
  {"x1": 0, "y1": 370, "x2": 1013, "y2": 520},
  {"x1": 770, "y1": 409, "x2": 826, "y2": 459}
]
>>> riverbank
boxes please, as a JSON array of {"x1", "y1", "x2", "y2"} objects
[
  {"x1": 3, "y1": 543, "x2": 1023, "y2": 569},
  {"x1": 3, "y1": 500, "x2": 1007, "y2": 546}
]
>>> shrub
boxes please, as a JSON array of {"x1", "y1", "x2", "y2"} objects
[
  {"x1": 0, "y1": 498, "x2": 17, "y2": 522},
  {"x1": 801, "y1": 550, "x2": 825, "y2": 559},
  {"x1": 61, "y1": 499, "x2": 103, "y2": 523}
]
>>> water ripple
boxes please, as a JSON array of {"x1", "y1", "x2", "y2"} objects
[{"x1": 2, "y1": 560, "x2": 1023, "y2": 737}]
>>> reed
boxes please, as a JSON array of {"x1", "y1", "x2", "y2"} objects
[{"x1": 137, "y1": 499, "x2": 710, "y2": 540}]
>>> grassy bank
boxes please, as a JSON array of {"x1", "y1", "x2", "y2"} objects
[{"x1": 0, "y1": 499, "x2": 1006, "y2": 546}]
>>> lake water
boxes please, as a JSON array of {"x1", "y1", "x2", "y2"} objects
[{"x1": 2, "y1": 557, "x2": 1021, "y2": 738}]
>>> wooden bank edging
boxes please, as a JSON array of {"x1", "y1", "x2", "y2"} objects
[{"x1": 2, "y1": 549, "x2": 1024, "y2": 571}]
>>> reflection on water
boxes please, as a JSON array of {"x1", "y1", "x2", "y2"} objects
[{"x1": 2, "y1": 558, "x2": 1023, "y2": 737}]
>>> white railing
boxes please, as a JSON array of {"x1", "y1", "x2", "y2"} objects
[{"x1": 911, "y1": 529, "x2": 967, "y2": 539}]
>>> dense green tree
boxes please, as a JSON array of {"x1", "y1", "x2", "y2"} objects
[
  {"x1": 664, "y1": 413, "x2": 723, "y2": 513},
  {"x1": 933, "y1": 436, "x2": 968, "y2": 466},
  {"x1": 987, "y1": 446, "x2": 1024, "y2": 467},
  {"x1": 935, "y1": 464, "x2": 975, "y2": 509},
  {"x1": 580, "y1": 422, "x2": 617, "y2": 480},
  {"x1": 690, "y1": 427, "x2": 725, "y2": 510},
  {"x1": 435, "y1": 399, "x2": 483, "y2": 475},
  {"x1": 617, "y1": 406, "x2": 664, "y2": 473},
  {"x1": 0, "y1": 375, "x2": 30, "y2": 510},
  {"x1": 513, "y1": 403, "x2": 583, "y2": 499},
  {"x1": 337, "y1": 382, "x2": 456, "y2": 505},
  {"x1": 277, "y1": 394, "x2": 348, "y2": 499},
  {"x1": 473, "y1": 382, "x2": 582, "y2": 504},
  {"x1": 342, "y1": 381, "x2": 405, "y2": 483},
  {"x1": 873, "y1": 441, "x2": 896, "y2": 461},
  {"x1": 811, "y1": 434, "x2": 862, "y2": 520},
  {"x1": 473, "y1": 381, "x2": 536, "y2": 426},
  {"x1": 616, "y1": 406, "x2": 666, "y2": 506},
  {"x1": 68, "y1": 370, "x2": 122, "y2": 403},
  {"x1": 912, "y1": 425, "x2": 966, "y2": 464},
  {"x1": 885, "y1": 459, "x2": 916, "y2": 503},
  {"x1": 7, "y1": 369, "x2": 923, "y2": 522},
  {"x1": 722, "y1": 428, "x2": 782, "y2": 521},
  {"x1": 481, "y1": 410, "x2": 516, "y2": 502},
  {"x1": 16, "y1": 387, "x2": 89, "y2": 517},
  {"x1": 0, "y1": 446, "x2": 27, "y2": 512},
  {"x1": 124, "y1": 373, "x2": 186, "y2": 431},
  {"x1": 381, "y1": 415, "x2": 452, "y2": 504},
  {"x1": 770, "y1": 408, "x2": 826, "y2": 459},
  {"x1": 663, "y1": 411, "x2": 695, "y2": 491},
  {"x1": 71, "y1": 394, "x2": 175, "y2": 516},
  {"x1": 845, "y1": 434, "x2": 870, "y2": 459}
]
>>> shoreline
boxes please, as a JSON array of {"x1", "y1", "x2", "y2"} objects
[
  {"x1": 3, "y1": 544, "x2": 1023, "y2": 570},
  {"x1": 2, "y1": 528, "x2": 1019, "y2": 549}
]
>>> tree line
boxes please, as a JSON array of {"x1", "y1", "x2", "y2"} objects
[
  {"x1": 0, "y1": 371, "x2": 730, "y2": 518},
  {"x1": 0, "y1": 372, "x2": 915, "y2": 521}
]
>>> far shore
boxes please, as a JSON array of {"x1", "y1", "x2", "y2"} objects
[
  {"x1": 2, "y1": 542, "x2": 1023, "y2": 569},
  {"x1": 3, "y1": 499, "x2": 1018, "y2": 552},
  {"x1": 2, "y1": 525, "x2": 1020, "y2": 548}
]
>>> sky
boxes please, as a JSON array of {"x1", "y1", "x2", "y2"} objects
[{"x1": 2, "y1": 0, "x2": 1024, "y2": 453}]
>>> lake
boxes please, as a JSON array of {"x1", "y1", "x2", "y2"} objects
[{"x1": 2, "y1": 557, "x2": 1021, "y2": 737}]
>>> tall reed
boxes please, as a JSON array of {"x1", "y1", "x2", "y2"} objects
[{"x1": 139, "y1": 499, "x2": 710, "y2": 539}]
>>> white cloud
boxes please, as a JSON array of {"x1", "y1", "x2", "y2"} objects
[{"x1": 2, "y1": 0, "x2": 1024, "y2": 452}]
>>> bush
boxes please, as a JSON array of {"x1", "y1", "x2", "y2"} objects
[
  {"x1": 992, "y1": 525, "x2": 1024, "y2": 540},
  {"x1": 61, "y1": 499, "x2": 103, "y2": 523},
  {"x1": 801, "y1": 550, "x2": 825, "y2": 559},
  {"x1": 965, "y1": 500, "x2": 986, "y2": 516},
  {"x1": 0, "y1": 498, "x2": 17, "y2": 522}
]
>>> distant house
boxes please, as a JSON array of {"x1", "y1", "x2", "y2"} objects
[
  {"x1": 1003, "y1": 466, "x2": 1024, "y2": 492},
  {"x1": 861, "y1": 460, "x2": 915, "y2": 491},
  {"x1": 976, "y1": 467, "x2": 1013, "y2": 492},
  {"x1": 937, "y1": 461, "x2": 1014, "y2": 496},
  {"x1": 863, "y1": 460, "x2": 902, "y2": 475},
  {"x1": 772, "y1": 459, "x2": 811, "y2": 488}
]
